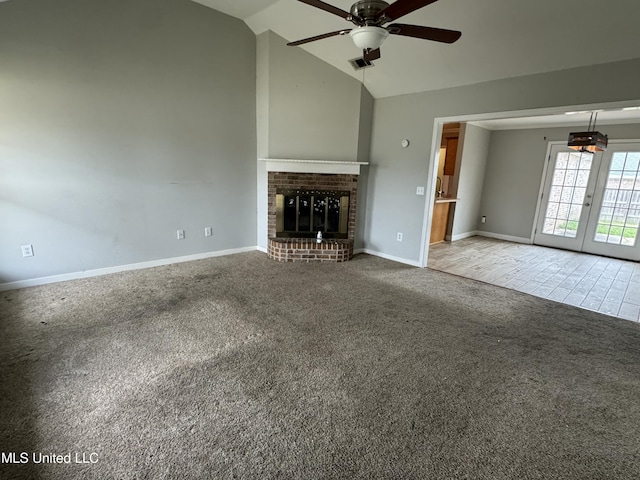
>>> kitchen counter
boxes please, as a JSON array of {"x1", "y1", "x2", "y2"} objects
[{"x1": 435, "y1": 197, "x2": 459, "y2": 203}]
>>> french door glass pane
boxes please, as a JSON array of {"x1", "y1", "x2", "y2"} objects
[
  {"x1": 542, "y1": 151, "x2": 592, "y2": 238},
  {"x1": 594, "y1": 152, "x2": 640, "y2": 246}
]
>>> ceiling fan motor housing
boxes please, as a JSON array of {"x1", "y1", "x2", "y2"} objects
[{"x1": 350, "y1": 0, "x2": 390, "y2": 25}]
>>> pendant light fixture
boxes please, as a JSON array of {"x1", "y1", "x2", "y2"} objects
[{"x1": 568, "y1": 112, "x2": 608, "y2": 153}]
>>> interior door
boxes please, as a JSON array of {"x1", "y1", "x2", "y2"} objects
[
  {"x1": 534, "y1": 144, "x2": 601, "y2": 251},
  {"x1": 581, "y1": 143, "x2": 640, "y2": 261}
]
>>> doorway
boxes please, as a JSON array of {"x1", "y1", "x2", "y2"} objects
[{"x1": 534, "y1": 141, "x2": 640, "y2": 261}]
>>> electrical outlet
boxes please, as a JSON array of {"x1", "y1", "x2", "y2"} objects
[
  {"x1": 177, "y1": 229, "x2": 185, "y2": 240},
  {"x1": 396, "y1": 232, "x2": 403, "y2": 242},
  {"x1": 204, "y1": 227, "x2": 212, "y2": 237},
  {"x1": 416, "y1": 186, "x2": 425, "y2": 196},
  {"x1": 481, "y1": 216, "x2": 486, "y2": 224},
  {"x1": 21, "y1": 244, "x2": 34, "y2": 257}
]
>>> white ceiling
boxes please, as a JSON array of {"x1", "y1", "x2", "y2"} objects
[
  {"x1": 191, "y1": 0, "x2": 640, "y2": 129},
  {"x1": 192, "y1": 0, "x2": 640, "y2": 100},
  {"x1": 191, "y1": 0, "x2": 278, "y2": 20},
  {"x1": 471, "y1": 108, "x2": 640, "y2": 131}
]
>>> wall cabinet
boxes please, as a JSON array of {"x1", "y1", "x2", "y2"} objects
[{"x1": 444, "y1": 137, "x2": 458, "y2": 176}]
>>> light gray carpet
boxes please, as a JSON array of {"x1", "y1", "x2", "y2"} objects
[{"x1": 2, "y1": 251, "x2": 640, "y2": 479}]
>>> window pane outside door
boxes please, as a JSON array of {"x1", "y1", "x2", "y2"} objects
[
  {"x1": 593, "y1": 151, "x2": 640, "y2": 246},
  {"x1": 541, "y1": 151, "x2": 592, "y2": 238}
]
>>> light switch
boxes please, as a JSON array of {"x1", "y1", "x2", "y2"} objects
[{"x1": 416, "y1": 186, "x2": 425, "y2": 195}]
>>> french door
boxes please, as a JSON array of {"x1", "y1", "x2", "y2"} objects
[{"x1": 534, "y1": 142, "x2": 640, "y2": 261}]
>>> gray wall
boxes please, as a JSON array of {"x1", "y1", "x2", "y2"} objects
[
  {"x1": 366, "y1": 57, "x2": 640, "y2": 265},
  {"x1": 451, "y1": 123, "x2": 491, "y2": 239},
  {"x1": 355, "y1": 88, "x2": 374, "y2": 249},
  {"x1": 0, "y1": 0, "x2": 257, "y2": 284},
  {"x1": 255, "y1": 31, "x2": 373, "y2": 251},
  {"x1": 477, "y1": 123, "x2": 640, "y2": 240},
  {"x1": 264, "y1": 32, "x2": 371, "y2": 162}
]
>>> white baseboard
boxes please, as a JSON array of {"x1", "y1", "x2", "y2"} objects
[
  {"x1": 0, "y1": 246, "x2": 258, "y2": 292},
  {"x1": 256, "y1": 246, "x2": 268, "y2": 254},
  {"x1": 357, "y1": 248, "x2": 421, "y2": 267},
  {"x1": 448, "y1": 230, "x2": 532, "y2": 244},
  {"x1": 449, "y1": 231, "x2": 479, "y2": 242},
  {"x1": 475, "y1": 231, "x2": 532, "y2": 244}
]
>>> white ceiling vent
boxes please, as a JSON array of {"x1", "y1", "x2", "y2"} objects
[{"x1": 349, "y1": 57, "x2": 375, "y2": 70}]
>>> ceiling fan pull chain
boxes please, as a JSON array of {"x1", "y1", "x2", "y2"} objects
[{"x1": 362, "y1": 61, "x2": 366, "y2": 86}]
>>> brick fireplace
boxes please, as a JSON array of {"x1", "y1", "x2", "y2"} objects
[{"x1": 265, "y1": 165, "x2": 363, "y2": 263}]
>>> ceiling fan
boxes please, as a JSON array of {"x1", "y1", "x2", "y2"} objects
[{"x1": 287, "y1": 0, "x2": 462, "y2": 62}]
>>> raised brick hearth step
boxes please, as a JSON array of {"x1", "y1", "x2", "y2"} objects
[{"x1": 267, "y1": 238, "x2": 354, "y2": 263}]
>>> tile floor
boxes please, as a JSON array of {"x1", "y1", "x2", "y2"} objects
[{"x1": 428, "y1": 236, "x2": 640, "y2": 323}]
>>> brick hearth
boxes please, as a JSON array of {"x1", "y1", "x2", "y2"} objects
[{"x1": 267, "y1": 238, "x2": 353, "y2": 263}]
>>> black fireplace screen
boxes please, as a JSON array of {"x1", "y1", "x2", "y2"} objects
[{"x1": 276, "y1": 189, "x2": 350, "y2": 238}]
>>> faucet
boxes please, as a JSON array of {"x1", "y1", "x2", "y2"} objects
[{"x1": 436, "y1": 177, "x2": 443, "y2": 198}]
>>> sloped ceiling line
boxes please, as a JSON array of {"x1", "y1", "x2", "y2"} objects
[{"x1": 191, "y1": 0, "x2": 640, "y2": 108}]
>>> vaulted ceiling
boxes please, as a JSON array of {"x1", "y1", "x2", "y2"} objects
[{"x1": 193, "y1": 0, "x2": 640, "y2": 100}]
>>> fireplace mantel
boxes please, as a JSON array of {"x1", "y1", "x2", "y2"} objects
[{"x1": 260, "y1": 158, "x2": 368, "y2": 175}]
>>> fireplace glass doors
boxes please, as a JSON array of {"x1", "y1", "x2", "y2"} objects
[{"x1": 276, "y1": 189, "x2": 350, "y2": 238}]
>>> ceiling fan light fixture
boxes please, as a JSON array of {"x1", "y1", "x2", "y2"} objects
[
  {"x1": 349, "y1": 26, "x2": 389, "y2": 50},
  {"x1": 289, "y1": 0, "x2": 461, "y2": 61}
]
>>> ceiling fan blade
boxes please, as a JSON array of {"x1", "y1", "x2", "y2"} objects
[
  {"x1": 287, "y1": 29, "x2": 351, "y2": 46},
  {"x1": 297, "y1": 0, "x2": 351, "y2": 20},
  {"x1": 363, "y1": 48, "x2": 381, "y2": 61},
  {"x1": 377, "y1": 0, "x2": 440, "y2": 22},
  {"x1": 388, "y1": 23, "x2": 461, "y2": 43}
]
